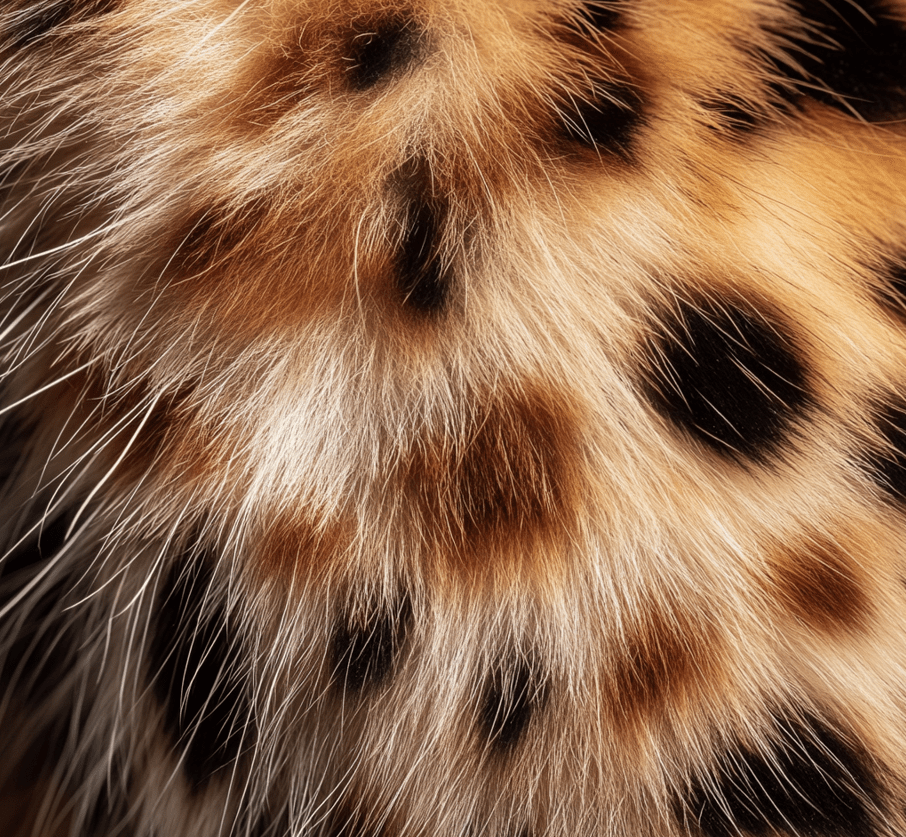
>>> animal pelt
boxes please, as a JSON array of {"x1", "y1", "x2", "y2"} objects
[{"x1": 3, "y1": 1, "x2": 906, "y2": 835}]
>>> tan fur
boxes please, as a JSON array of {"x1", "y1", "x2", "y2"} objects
[{"x1": 3, "y1": 0, "x2": 906, "y2": 835}]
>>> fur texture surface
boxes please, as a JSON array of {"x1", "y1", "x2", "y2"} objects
[{"x1": 3, "y1": 1, "x2": 906, "y2": 835}]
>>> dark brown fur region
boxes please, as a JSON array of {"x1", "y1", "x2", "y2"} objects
[{"x1": 3, "y1": 0, "x2": 906, "y2": 836}]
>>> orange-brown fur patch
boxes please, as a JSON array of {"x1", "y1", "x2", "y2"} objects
[
  {"x1": 397, "y1": 381, "x2": 582, "y2": 577},
  {"x1": 326, "y1": 789, "x2": 401, "y2": 837},
  {"x1": 769, "y1": 533, "x2": 872, "y2": 636},
  {"x1": 606, "y1": 605, "x2": 719, "y2": 737},
  {"x1": 157, "y1": 178, "x2": 394, "y2": 338},
  {"x1": 231, "y1": 1, "x2": 425, "y2": 130},
  {"x1": 254, "y1": 509, "x2": 353, "y2": 582},
  {"x1": 169, "y1": 197, "x2": 271, "y2": 280},
  {"x1": 235, "y1": 35, "x2": 329, "y2": 130},
  {"x1": 72, "y1": 370, "x2": 214, "y2": 497}
]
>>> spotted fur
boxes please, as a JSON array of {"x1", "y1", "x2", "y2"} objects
[{"x1": 2, "y1": 1, "x2": 906, "y2": 835}]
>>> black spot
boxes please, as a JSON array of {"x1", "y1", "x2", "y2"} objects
[
  {"x1": 172, "y1": 196, "x2": 270, "y2": 276},
  {"x1": 249, "y1": 808, "x2": 292, "y2": 837},
  {"x1": 326, "y1": 801, "x2": 394, "y2": 837},
  {"x1": 2, "y1": 712, "x2": 72, "y2": 820},
  {"x1": 347, "y1": 19, "x2": 417, "y2": 89},
  {"x1": 7, "y1": 1, "x2": 74, "y2": 47},
  {"x1": 765, "y1": 0, "x2": 906, "y2": 121},
  {"x1": 685, "y1": 712, "x2": 880, "y2": 837},
  {"x1": 6, "y1": 0, "x2": 116, "y2": 49},
  {"x1": 560, "y1": 82, "x2": 643, "y2": 158},
  {"x1": 762, "y1": 76, "x2": 804, "y2": 113},
  {"x1": 0, "y1": 413, "x2": 30, "y2": 488},
  {"x1": 0, "y1": 509, "x2": 79, "y2": 705},
  {"x1": 1, "y1": 507, "x2": 72, "y2": 584},
  {"x1": 867, "y1": 397, "x2": 906, "y2": 503},
  {"x1": 877, "y1": 259, "x2": 906, "y2": 318},
  {"x1": 149, "y1": 548, "x2": 253, "y2": 790},
  {"x1": 645, "y1": 294, "x2": 809, "y2": 461},
  {"x1": 331, "y1": 595, "x2": 411, "y2": 693},
  {"x1": 398, "y1": 190, "x2": 450, "y2": 313},
  {"x1": 480, "y1": 658, "x2": 543, "y2": 751},
  {"x1": 889, "y1": 262, "x2": 906, "y2": 299},
  {"x1": 701, "y1": 96, "x2": 761, "y2": 135},
  {"x1": 579, "y1": 1, "x2": 622, "y2": 32},
  {"x1": 83, "y1": 770, "x2": 132, "y2": 837}
]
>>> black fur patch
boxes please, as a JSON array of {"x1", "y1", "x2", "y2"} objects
[
  {"x1": 398, "y1": 189, "x2": 450, "y2": 313},
  {"x1": 889, "y1": 262, "x2": 906, "y2": 297},
  {"x1": 867, "y1": 396, "x2": 906, "y2": 503},
  {"x1": 250, "y1": 809, "x2": 292, "y2": 837},
  {"x1": 0, "y1": 507, "x2": 80, "y2": 816},
  {"x1": 326, "y1": 801, "x2": 394, "y2": 837},
  {"x1": 3, "y1": 713, "x2": 72, "y2": 826},
  {"x1": 480, "y1": 658, "x2": 543, "y2": 751},
  {"x1": 579, "y1": 1, "x2": 622, "y2": 32},
  {"x1": 331, "y1": 595, "x2": 411, "y2": 693},
  {"x1": 6, "y1": 0, "x2": 116, "y2": 49},
  {"x1": 645, "y1": 294, "x2": 809, "y2": 461},
  {"x1": 0, "y1": 414, "x2": 30, "y2": 487},
  {"x1": 149, "y1": 549, "x2": 252, "y2": 790},
  {"x1": 561, "y1": 82, "x2": 643, "y2": 158},
  {"x1": 0, "y1": 510, "x2": 78, "y2": 704},
  {"x1": 766, "y1": 0, "x2": 906, "y2": 120},
  {"x1": 8, "y1": 1, "x2": 75, "y2": 47},
  {"x1": 1, "y1": 507, "x2": 73, "y2": 582},
  {"x1": 84, "y1": 769, "x2": 132, "y2": 837},
  {"x1": 685, "y1": 713, "x2": 880, "y2": 837},
  {"x1": 878, "y1": 259, "x2": 906, "y2": 318},
  {"x1": 347, "y1": 19, "x2": 418, "y2": 89},
  {"x1": 701, "y1": 95, "x2": 761, "y2": 135}
]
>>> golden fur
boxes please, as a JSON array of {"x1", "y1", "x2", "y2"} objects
[{"x1": 3, "y1": 0, "x2": 906, "y2": 835}]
